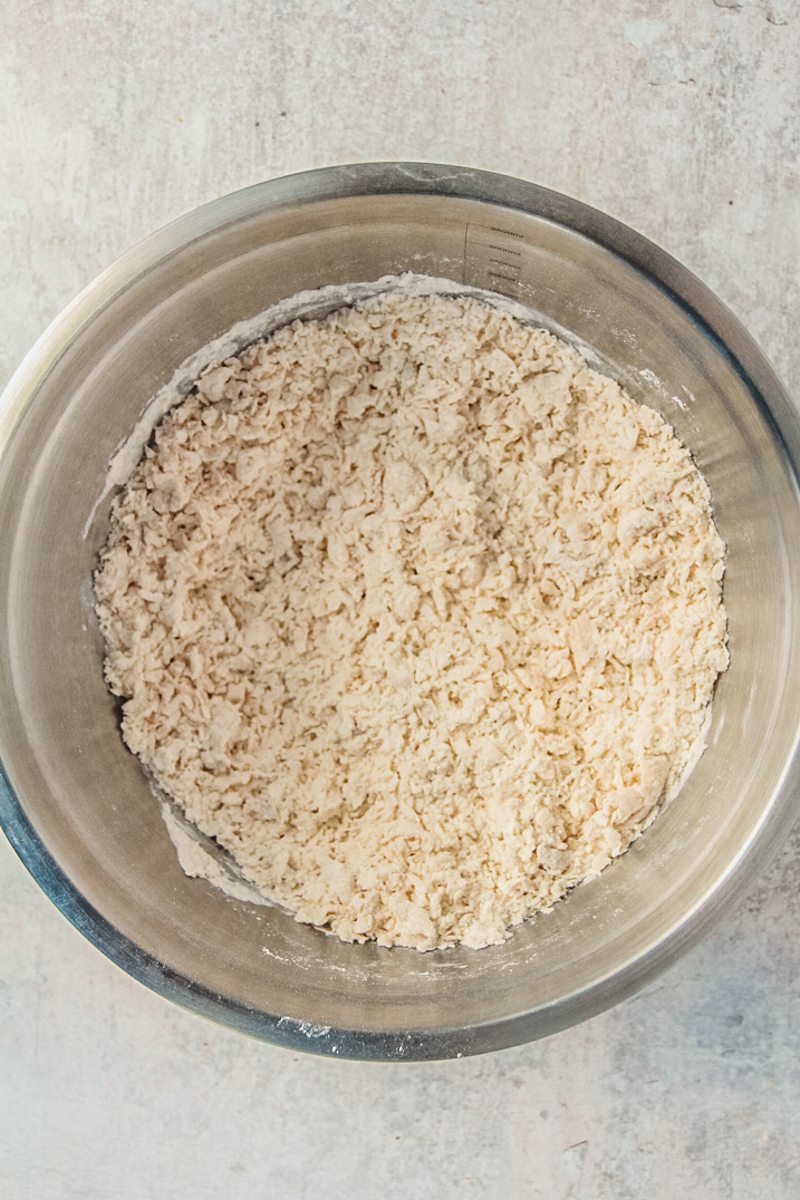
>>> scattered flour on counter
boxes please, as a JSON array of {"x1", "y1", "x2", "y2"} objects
[{"x1": 94, "y1": 290, "x2": 729, "y2": 951}]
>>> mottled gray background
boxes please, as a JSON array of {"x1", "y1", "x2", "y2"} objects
[{"x1": 1, "y1": 1, "x2": 799, "y2": 1196}]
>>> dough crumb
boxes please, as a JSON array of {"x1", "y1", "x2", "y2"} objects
[{"x1": 95, "y1": 291, "x2": 729, "y2": 950}]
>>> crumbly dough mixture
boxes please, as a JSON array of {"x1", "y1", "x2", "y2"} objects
[{"x1": 95, "y1": 291, "x2": 728, "y2": 950}]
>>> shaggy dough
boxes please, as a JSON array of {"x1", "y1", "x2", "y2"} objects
[{"x1": 95, "y1": 291, "x2": 729, "y2": 950}]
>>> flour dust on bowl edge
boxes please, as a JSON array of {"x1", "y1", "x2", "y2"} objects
[{"x1": 1, "y1": 163, "x2": 799, "y2": 1061}]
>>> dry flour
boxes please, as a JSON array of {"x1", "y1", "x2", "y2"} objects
[{"x1": 95, "y1": 291, "x2": 728, "y2": 950}]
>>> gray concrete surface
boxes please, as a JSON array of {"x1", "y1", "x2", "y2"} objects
[{"x1": 1, "y1": 1, "x2": 799, "y2": 1196}]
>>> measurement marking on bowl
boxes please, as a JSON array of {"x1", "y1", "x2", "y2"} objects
[
  {"x1": 487, "y1": 244, "x2": 522, "y2": 258},
  {"x1": 463, "y1": 223, "x2": 523, "y2": 296}
]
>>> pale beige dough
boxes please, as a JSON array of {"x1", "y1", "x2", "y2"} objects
[{"x1": 95, "y1": 291, "x2": 729, "y2": 950}]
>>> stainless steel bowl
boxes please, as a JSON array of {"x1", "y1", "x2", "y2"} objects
[{"x1": 2, "y1": 163, "x2": 800, "y2": 1061}]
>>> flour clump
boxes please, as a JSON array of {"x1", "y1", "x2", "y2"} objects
[{"x1": 95, "y1": 290, "x2": 729, "y2": 950}]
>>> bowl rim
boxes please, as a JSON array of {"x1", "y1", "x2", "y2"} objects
[{"x1": 2, "y1": 161, "x2": 800, "y2": 1061}]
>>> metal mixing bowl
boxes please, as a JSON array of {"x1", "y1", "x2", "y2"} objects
[{"x1": 2, "y1": 163, "x2": 800, "y2": 1061}]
